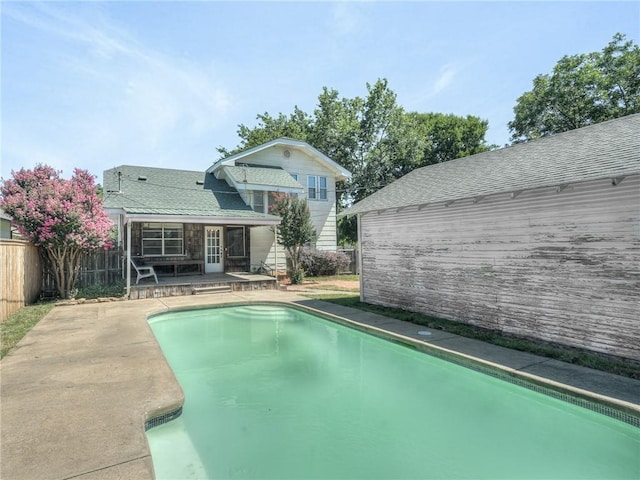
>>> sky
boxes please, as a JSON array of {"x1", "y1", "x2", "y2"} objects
[{"x1": 2, "y1": 1, "x2": 638, "y2": 182}]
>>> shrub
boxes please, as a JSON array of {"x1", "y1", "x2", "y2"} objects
[
  {"x1": 291, "y1": 269, "x2": 305, "y2": 285},
  {"x1": 299, "y1": 248, "x2": 350, "y2": 277},
  {"x1": 72, "y1": 280, "x2": 126, "y2": 299}
]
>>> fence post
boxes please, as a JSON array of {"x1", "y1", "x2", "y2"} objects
[{"x1": 104, "y1": 249, "x2": 109, "y2": 285}]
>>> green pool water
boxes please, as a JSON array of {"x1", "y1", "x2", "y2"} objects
[{"x1": 147, "y1": 304, "x2": 639, "y2": 479}]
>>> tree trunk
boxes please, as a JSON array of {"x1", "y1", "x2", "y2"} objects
[
  {"x1": 44, "y1": 246, "x2": 83, "y2": 299},
  {"x1": 288, "y1": 246, "x2": 300, "y2": 273}
]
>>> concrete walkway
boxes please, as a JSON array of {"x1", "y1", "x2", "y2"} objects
[{"x1": 1, "y1": 291, "x2": 639, "y2": 480}]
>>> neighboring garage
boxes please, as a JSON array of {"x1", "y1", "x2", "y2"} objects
[{"x1": 343, "y1": 114, "x2": 640, "y2": 360}]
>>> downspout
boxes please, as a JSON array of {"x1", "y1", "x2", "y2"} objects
[{"x1": 126, "y1": 219, "x2": 132, "y2": 299}]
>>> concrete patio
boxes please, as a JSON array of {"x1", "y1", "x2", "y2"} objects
[{"x1": 1, "y1": 290, "x2": 639, "y2": 480}]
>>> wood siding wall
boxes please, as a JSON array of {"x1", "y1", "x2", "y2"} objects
[
  {"x1": 360, "y1": 176, "x2": 640, "y2": 360},
  {"x1": 1, "y1": 240, "x2": 42, "y2": 321},
  {"x1": 245, "y1": 145, "x2": 339, "y2": 251},
  {"x1": 251, "y1": 225, "x2": 292, "y2": 273}
]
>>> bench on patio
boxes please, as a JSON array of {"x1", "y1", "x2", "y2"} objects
[{"x1": 147, "y1": 260, "x2": 204, "y2": 277}]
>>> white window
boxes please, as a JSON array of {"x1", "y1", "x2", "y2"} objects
[
  {"x1": 142, "y1": 223, "x2": 183, "y2": 256},
  {"x1": 290, "y1": 174, "x2": 299, "y2": 198},
  {"x1": 252, "y1": 191, "x2": 265, "y2": 213},
  {"x1": 307, "y1": 176, "x2": 316, "y2": 199},
  {"x1": 319, "y1": 176, "x2": 327, "y2": 200},
  {"x1": 308, "y1": 175, "x2": 327, "y2": 200}
]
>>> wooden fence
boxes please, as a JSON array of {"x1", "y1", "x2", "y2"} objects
[
  {"x1": 42, "y1": 249, "x2": 123, "y2": 294},
  {"x1": 337, "y1": 248, "x2": 359, "y2": 274},
  {"x1": 0, "y1": 240, "x2": 43, "y2": 322}
]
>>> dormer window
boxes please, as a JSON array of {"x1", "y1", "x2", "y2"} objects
[{"x1": 252, "y1": 191, "x2": 265, "y2": 213}]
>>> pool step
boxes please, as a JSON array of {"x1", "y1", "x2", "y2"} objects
[{"x1": 192, "y1": 285, "x2": 233, "y2": 295}]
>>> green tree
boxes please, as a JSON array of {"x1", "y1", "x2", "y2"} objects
[
  {"x1": 509, "y1": 33, "x2": 640, "y2": 143},
  {"x1": 217, "y1": 107, "x2": 313, "y2": 157},
  {"x1": 409, "y1": 113, "x2": 493, "y2": 167},
  {"x1": 269, "y1": 194, "x2": 316, "y2": 283},
  {"x1": 221, "y1": 79, "x2": 491, "y2": 244}
]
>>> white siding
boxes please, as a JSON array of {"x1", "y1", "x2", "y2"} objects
[
  {"x1": 247, "y1": 145, "x2": 339, "y2": 251},
  {"x1": 360, "y1": 176, "x2": 640, "y2": 360},
  {"x1": 250, "y1": 225, "x2": 286, "y2": 273},
  {"x1": 312, "y1": 201, "x2": 337, "y2": 251}
]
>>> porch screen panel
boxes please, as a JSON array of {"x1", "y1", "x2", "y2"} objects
[
  {"x1": 142, "y1": 223, "x2": 183, "y2": 256},
  {"x1": 227, "y1": 226, "x2": 245, "y2": 257}
]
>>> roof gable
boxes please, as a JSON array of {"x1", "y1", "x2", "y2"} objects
[
  {"x1": 344, "y1": 114, "x2": 640, "y2": 216},
  {"x1": 207, "y1": 138, "x2": 351, "y2": 181}
]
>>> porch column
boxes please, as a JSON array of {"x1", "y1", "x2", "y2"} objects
[{"x1": 126, "y1": 219, "x2": 132, "y2": 298}]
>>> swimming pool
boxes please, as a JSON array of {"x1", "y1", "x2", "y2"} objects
[{"x1": 147, "y1": 304, "x2": 639, "y2": 479}]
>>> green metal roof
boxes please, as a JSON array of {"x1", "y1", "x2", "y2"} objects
[
  {"x1": 223, "y1": 165, "x2": 303, "y2": 189},
  {"x1": 103, "y1": 165, "x2": 277, "y2": 220},
  {"x1": 343, "y1": 114, "x2": 640, "y2": 216}
]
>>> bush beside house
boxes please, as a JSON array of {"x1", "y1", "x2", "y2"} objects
[{"x1": 299, "y1": 248, "x2": 350, "y2": 277}]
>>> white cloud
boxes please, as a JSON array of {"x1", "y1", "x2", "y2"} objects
[
  {"x1": 431, "y1": 63, "x2": 458, "y2": 96},
  {"x1": 1, "y1": 3, "x2": 232, "y2": 178},
  {"x1": 329, "y1": 2, "x2": 369, "y2": 37},
  {"x1": 403, "y1": 62, "x2": 461, "y2": 110},
  {"x1": 4, "y1": 3, "x2": 135, "y2": 60}
]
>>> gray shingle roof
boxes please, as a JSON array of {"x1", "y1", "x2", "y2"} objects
[
  {"x1": 343, "y1": 114, "x2": 640, "y2": 216},
  {"x1": 223, "y1": 165, "x2": 303, "y2": 189},
  {"x1": 103, "y1": 165, "x2": 274, "y2": 219}
]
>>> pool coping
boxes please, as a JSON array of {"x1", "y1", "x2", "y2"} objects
[
  {"x1": 292, "y1": 301, "x2": 640, "y2": 427},
  {"x1": 1, "y1": 291, "x2": 638, "y2": 480}
]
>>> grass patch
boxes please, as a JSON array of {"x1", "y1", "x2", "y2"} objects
[
  {"x1": 304, "y1": 285, "x2": 360, "y2": 292},
  {"x1": 303, "y1": 294, "x2": 640, "y2": 379},
  {"x1": 1, "y1": 302, "x2": 55, "y2": 359},
  {"x1": 306, "y1": 274, "x2": 359, "y2": 283}
]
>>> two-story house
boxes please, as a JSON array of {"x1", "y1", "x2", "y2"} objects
[{"x1": 103, "y1": 138, "x2": 351, "y2": 281}]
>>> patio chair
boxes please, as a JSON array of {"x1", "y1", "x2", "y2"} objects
[{"x1": 130, "y1": 259, "x2": 158, "y2": 284}]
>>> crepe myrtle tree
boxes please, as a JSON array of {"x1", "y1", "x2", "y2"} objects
[
  {"x1": 269, "y1": 193, "x2": 316, "y2": 283},
  {"x1": 1, "y1": 165, "x2": 114, "y2": 298}
]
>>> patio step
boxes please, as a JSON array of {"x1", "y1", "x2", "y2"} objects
[{"x1": 192, "y1": 285, "x2": 232, "y2": 295}]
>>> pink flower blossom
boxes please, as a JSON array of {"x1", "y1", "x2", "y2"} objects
[{"x1": 1, "y1": 165, "x2": 114, "y2": 251}]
